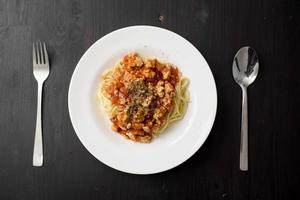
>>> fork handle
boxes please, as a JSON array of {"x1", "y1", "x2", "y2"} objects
[
  {"x1": 240, "y1": 86, "x2": 248, "y2": 171},
  {"x1": 33, "y1": 82, "x2": 44, "y2": 167}
]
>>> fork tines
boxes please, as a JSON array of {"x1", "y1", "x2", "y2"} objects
[{"x1": 33, "y1": 42, "x2": 49, "y2": 65}]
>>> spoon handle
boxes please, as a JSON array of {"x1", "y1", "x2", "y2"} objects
[{"x1": 240, "y1": 86, "x2": 248, "y2": 171}]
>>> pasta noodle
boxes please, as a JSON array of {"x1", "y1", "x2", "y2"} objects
[{"x1": 98, "y1": 53, "x2": 189, "y2": 143}]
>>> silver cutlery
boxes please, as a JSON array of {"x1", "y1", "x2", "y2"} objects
[
  {"x1": 32, "y1": 42, "x2": 50, "y2": 167},
  {"x1": 232, "y1": 46, "x2": 259, "y2": 171}
]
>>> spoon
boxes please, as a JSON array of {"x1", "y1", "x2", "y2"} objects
[{"x1": 232, "y1": 46, "x2": 259, "y2": 171}]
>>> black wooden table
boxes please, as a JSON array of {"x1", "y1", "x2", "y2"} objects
[{"x1": 1, "y1": 0, "x2": 299, "y2": 199}]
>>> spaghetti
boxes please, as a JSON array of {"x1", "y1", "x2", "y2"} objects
[{"x1": 98, "y1": 53, "x2": 189, "y2": 143}]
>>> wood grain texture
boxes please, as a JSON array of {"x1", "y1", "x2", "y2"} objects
[{"x1": 0, "y1": 0, "x2": 299, "y2": 199}]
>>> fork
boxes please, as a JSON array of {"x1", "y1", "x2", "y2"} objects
[{"x1": 32, "y1": 42, "x2": 50, "y2": 167}]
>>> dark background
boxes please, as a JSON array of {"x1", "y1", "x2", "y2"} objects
[{"x1": 0, "y1": 0, "x2": 299, "y2": 199}]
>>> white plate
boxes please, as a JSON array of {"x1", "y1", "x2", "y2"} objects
[{"x1": 68, "y1": 26, "x2": 217, "y2": 174}]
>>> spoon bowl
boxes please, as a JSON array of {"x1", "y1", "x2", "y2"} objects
[{"x1": 233, "y1": 47, "x2": 259, "y2": 87}]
